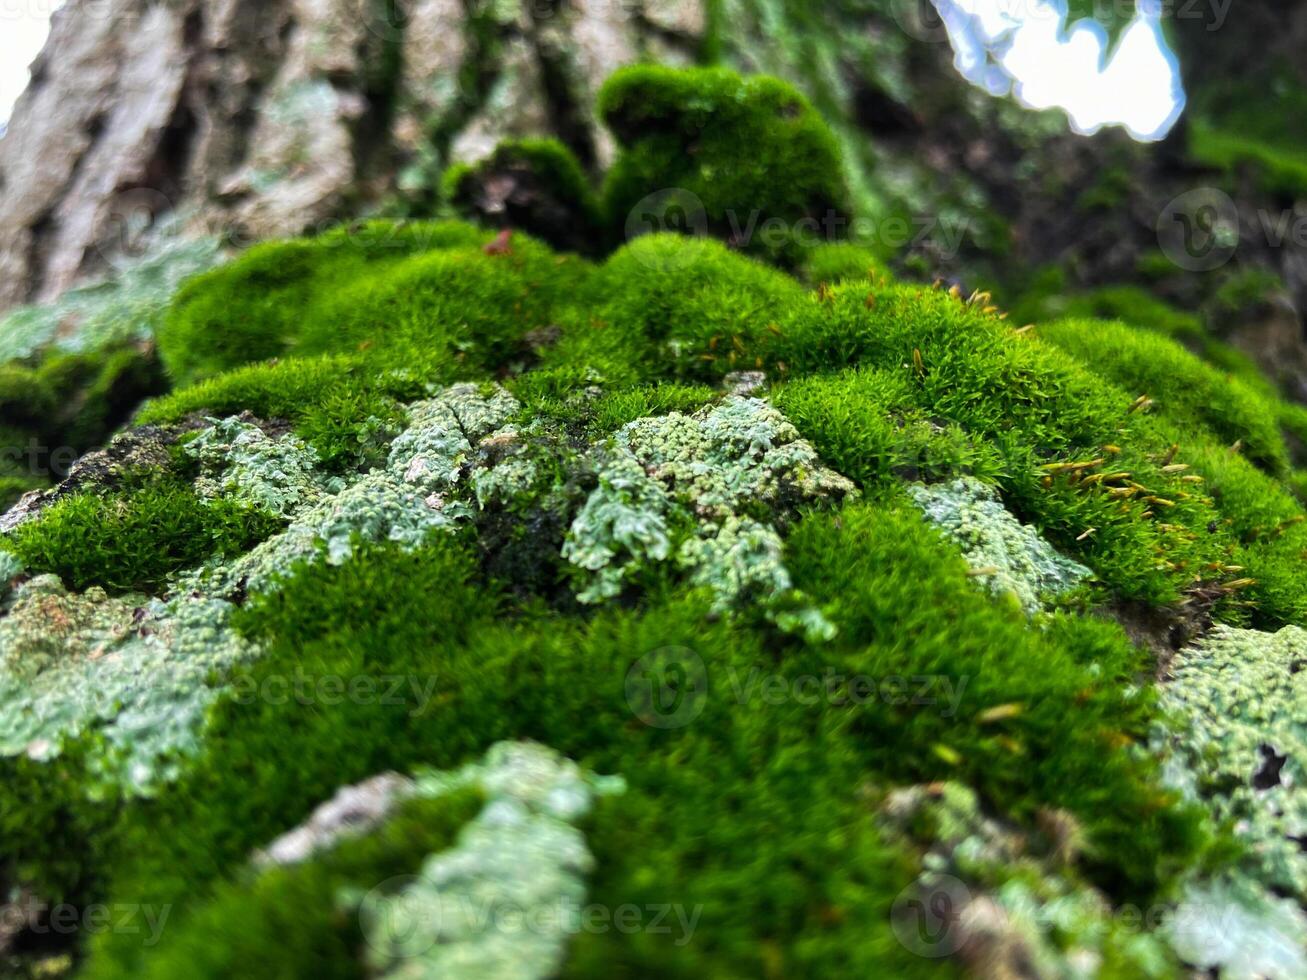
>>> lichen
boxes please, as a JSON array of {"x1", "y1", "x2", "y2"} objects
[
  {"x1": 563, "y1": 396, "x2": 853, "y2": 636},
  {"x1": 350, "y1": 742, "x2": 624, "y2": 979},
  {"x1": 907, "y1": 477, "x2": 1093, "y2": 615},
  {"x1": 185, "y1": 385, "x2": 521, "y2": 596},
  {"x1": 255, "y1": 773, "x2": 417, "y2": 868},
  {"x1": 0, "y1": 578, "x2": 258, "y2": 796},
  {"x1": 617, "y1": 396, "x2": 856, "y2": 518},
  {"x1": 184, "y1": 416, "x2": 339, "y2": 518},
  {"x1": 0, "y1": 232, "x2": 223, "y2": 363},
  {"x1": 1155, "y1": 625, "x2": 1307, "y2": 902},
  {"x1": 0, "y1": 550, "x2": 25, "y2": 596},
  {"x1": 1167, "y1": 873, "x2": 1307, "y2": 980},
  {"x1": 880, "y1": 781, "x2": 1176, "y2": 978}
]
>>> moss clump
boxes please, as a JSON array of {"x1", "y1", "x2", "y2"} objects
[
  {"x1": 796, "y1": 242, "x2": 891, "y2": 287},
  {"x1": 542, "y1": 233, "x2": 806, "y2": 385},
  {"x1": 1039, "y1": 317, "x2": 1292, "y2": 476},
  {"x1": 444, "y1": 138, "x2": 608, "y2": 255},
  {"x1": 0, "y1": 344, "x2": 167, "y2": 493},
  {"x1": 598, "y1": 66, "x2": 851, "y2": 266},
  {"x1": 156, "y1": 220, "x2": 545, "y2": 387},
  {"x1": 3, "y1": 483, "x2": 284, "y2": 594}
]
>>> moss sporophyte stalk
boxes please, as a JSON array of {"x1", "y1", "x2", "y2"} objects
[{"x1": 0, "y1": 63, "x2": 1305, "y2": 980}]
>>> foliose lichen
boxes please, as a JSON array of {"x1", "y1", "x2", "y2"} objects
[
  {"x1": 184, "y1": 416, "x2": 340, "y2": 518},
  {"x1": 907, "y1": 477, "x2": 1093, "y2": 615},
  {"x1": 350, "y1": 741, "x2": 624, "y2": 979},
  {"x1": 0, "y1": 577, "x2": 258, "y2": 796},
  {"x1": 185, "y1": 385, "x2": 522, "y2": 596},
  {"x1": 1156, "y1": 625, "x2": 1307, "y2": 901},
  {"x1": 563, "y1": 396, "x2": 853, "y2": 638}
]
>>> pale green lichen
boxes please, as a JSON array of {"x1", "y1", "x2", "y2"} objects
[
  {"x1": 617, "y1": 396, "x2": 857, "y2": 518},
  {"x1": 880, "y1": 781, "x2": 1175, "y2": 978},
  {"x1": 562, "y1": 452, "x2": 672, "y2": 603},
  {"x1": 1156, "y1": 625, "x2": 1307, "y2": 902},
  {"x1": 563, "y1": 397, "x2": 852, "y2": 637},
  {"x1": 907, "y1": 477, "x2": 1092, "y2": 615},
  {"x1": 679, "y1": 516, "x2": 836, "y2": 641},
  {"x1": 0, "y1": 232, "x2": 222, "y2": 362},
  {"x1": 350, "y1": 741, "x2": 624, "y2": 980},
  {"x1": 184, "y1": 416, "x2": 339, "y2": 518},
  {"x1": 1167, "y1": 874, "x2": 1307, "y2": 980},
  {"x1": 185, "y1": 385, "x2": 521, "y2": 596},
  {"x1": 471, "y1": 429, "x2": 543, "y2": 509},
  {"x1": 0, "y1": 577, "x2": 258, "y2": 796}
]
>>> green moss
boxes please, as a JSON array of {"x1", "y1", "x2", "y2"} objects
[
  {"x1": 70, "y1": 508, "x2": 1194, "y2": 977},
  {"x1": 543, "y1": 234, "x2": 806, "y2": 384},
  {"x1": 0, "y1": 344, "x2": 167, "y2": 486},
  {"x1": 4, "y1": 483, "x2": 285, "y2": 594},
  {"x1": 120, "y1": 788, "x2": 482, "y2": 980},
  {"x1": 796, "y1": 242, "x2": 891, "y2": 287},
  {"x1": 443, "y1": 138, "x2": 608, "y2": 255},
  {"x1": 1038, "y1": 317, "x2": 1290, "y2": 476},
  {"x1": 1011, "y1": 283, "x2": 1204, "y2": 343},
  {"x1": 599, "y1": 66, "x2": 851, "y2": 266},
  {"x1": 156, "y1": 220, "x2": 521, "y2": 387}
]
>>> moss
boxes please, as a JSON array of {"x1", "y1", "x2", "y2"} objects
[
  {"x1": 443, "y1": 138, "x2": 608, "y2": 255},
  {"x1": 598, "y1": 66, "x2": 851, "y2": 266},
  {"x1": 10, "y1": 67, "x2": 1307, "y2": 978},
  {"x1": 1038, "y1": 317, "x2": 1291, "y2": 476},
  {"x1": 4, "y1": 482, "x2": 285, "y2": 594},
  {"x1": 0, "y1": 344, "x2": 167, "y2": 488},
  {"x1": 69, "y1": 513, "x2": 1193, "y2": 977},
  {"x1": 796, "y1": 242, "x2": 891, "y2": 287},
  {"x1": 156, "y1": 220, "x2": 528, "y2": 387},
  {"x1": 543, "y1": 234, "x2": 806, "y2": 385}
]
